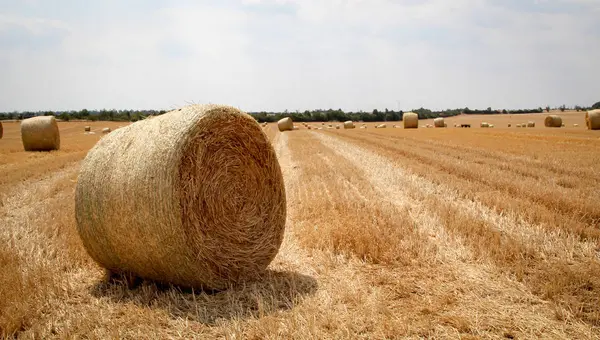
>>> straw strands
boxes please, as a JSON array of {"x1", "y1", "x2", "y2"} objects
[{"x1": 75, "y1": 104, "x2": 287, "y2": 290}]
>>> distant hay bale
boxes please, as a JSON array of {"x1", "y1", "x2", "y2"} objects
[
  {"x1": 75, "y1": 104, "x2": 286, "y2": 290},
  {"x1": 0, "y1": 121, "x2": 3, "y2": 139},
  {"x1": 102, "y1": 127, "x2": 112, "y2": 134},
  {"x1": 21, "y1": 116, "x2": 60, "y2": 151},
  {"x1": 292, "y1": 126, "x2": 299, "y2": 130},
  {"x1": 434, "y1": 117, "x2": 445, "y2": 128},
  {"x1": 586, "y1": 110, "x2": 600, "y2": 130},
  {"x1": 527, "y1": 121, "x2": 535, "y2": 128},
  {"x1": 360, "y1": 126, "x2": 366, "y2": 129},
  {"x1": 544, "y1": 115, "x2": 562, "y2": 127},
  {"x1": 335, "y1": 125, "x2": 340, "y2": 129},
  {"x1": 480, "y1": 122, "x2": 489, "y2": 128},
  {"x1": 277, "y1": 117, "x2": 293, "y2": 132},
  {"x1": 489, "y1": 124, "x2": 494, "y2": 128},
  {"x1": 403, "y1": 112, "x2": 418, "y2": 129},
  {"x1": 508, "y1": 123, "x2": 511, "y2": 127},
  {"x1": 377, "y1": 123, "x2": 387, "y2": 128},
  {"x1": 343, "y1": 121, "x2": 355, "y2": 129},
  {"x1": 84, "y1": 126, "x2": 91, "y2": 132},
  {"x1": 574, "y1": 124, "x2": 579, "y2": 127}
]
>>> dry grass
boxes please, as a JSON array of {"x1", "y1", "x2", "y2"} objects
[{"x1": 1, "y1": 117, "x2": 600, "y2": 338}]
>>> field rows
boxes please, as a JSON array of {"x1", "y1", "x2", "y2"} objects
[{"x1": 0, "y1": 119, "x2": 599, "y2": 338}]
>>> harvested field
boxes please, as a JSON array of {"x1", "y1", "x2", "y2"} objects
[{"x1": 1, "y1": 114, "x2": 600, "y2": 338}]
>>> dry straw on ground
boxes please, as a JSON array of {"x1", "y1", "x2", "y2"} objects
[
  {"x1": 75, "y1": 104, "x2": 287, "y2": 290},
  {"x1": 403, "y1": 112, "x2": 418, "y2": 129},
  {"x1": 278, "y1": 117, "x2": 293, "y2": 132},
  {"x1": 434, "y1": 117, "x2": 445, "y2": 128},
  {"x1": 20, "y1": 116, "x2": 60, "y2": 151},
  {"x1": 343, "y1": 121, "x2": 355, "y2": 129},
  {"x1": 544, "y1": 115, "x2": 562, "y2": 127},
  {"x1": 586, "y1": 110, "x2": 600, "y2": 130}
]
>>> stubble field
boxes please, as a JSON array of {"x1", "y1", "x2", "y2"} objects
[{"x1": 1, "y1": 112, "x2": 599, "y2": 339}]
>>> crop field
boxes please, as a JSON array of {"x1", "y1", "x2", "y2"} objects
[{"x1": 1, "y1": 112, "x2": 600, "y2": 339}]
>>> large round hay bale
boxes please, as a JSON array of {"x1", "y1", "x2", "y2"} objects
[
  {"x1": 102, "y1": 127, "x2": 111, "y2": 134},
  {"x1": 527, "y1": 121, "x2": 535, "y2": 128},
  {"x1": 544, "y1": 115, "x2": 562, "y2": 127},
  {"x1": 343, "y1": 121, "x2": 355, "y2": 129},
  {"x1": 75, "y1": 104, "x2": 286, "y2": 290},
  {"x1": 403, "y1": 112, "x2": 418, "y2": 129},
  {"x1": 21, "y1": 116, "x2": 60, "y2": 151},
  {"x1": 586, "y1": 110, "x2": 600, "y2": 130},
  {"x1": 0, "y1": 121, "x2": 3, "y2": 139},
  {"x1": 480, "y1": 122, "x2": 489, "y2": 128},
  {"x1": 277, "y1": 117, "x2": 293, "y2": 132},
  {"x1": 434, "y1": 117, "x2": 445, "y2": 128},
  {"x1": 84, "y1": 126, "x2": 91, "y2": 132}
]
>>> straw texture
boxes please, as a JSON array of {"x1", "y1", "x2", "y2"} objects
[
  {"x1": 586, "y1": 110, "x2": 600, "y2": 130},
  {"x1": 20, "y1": 116, "x2": 60, "y2": 151},
  {"x1": 403, "y1": 112, "x2": 418, "y2": 129},
  {"x1": 278, "y1": 117, "x2": 293, "y2": 132},
  {"x1": 75, "y1": 104, "x2": 287, "y2": 290},
  {"x1": 544, "y1": 115, "x2": 562, "y2": 127}
]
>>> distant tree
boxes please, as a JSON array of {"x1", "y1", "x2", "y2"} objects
[
  {"x1": 502, "y1": 109, "x2": 507, "y2": 114},
  {"x1": 545, "y1": 106, "x2": 550, "y2": 112},
  {"x1": 559, "y1": 105, "x2": 566, "y2": 112},
  {"x1": 592, "y1": 101, "x2": 600, "y2": 110}
]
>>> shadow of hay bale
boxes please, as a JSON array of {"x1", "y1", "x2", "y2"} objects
[{"x1": 90, "y1": 270, "x2": 317, "y2": 324}]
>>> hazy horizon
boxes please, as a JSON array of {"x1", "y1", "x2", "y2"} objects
[{"x1": 1, "y1": 0, "x2": 598, "y2": 112}]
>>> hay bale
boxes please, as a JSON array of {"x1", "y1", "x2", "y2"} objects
[
  {"x1": 544, "y1": 115, "x2": 562, "y2": 127},
  {"x1": 21, "y1": 116, "x2": 60, "y2": 151},
  {"x1": 102, "y1": 127, "x2": 112, "y2": 134},
  {"x1": 403, "y1": 112, "x2": 418, "y2": 129},
  {"x1": 75, "y1": 104, "x2": 286, "y2": 290},
  {"x1": 84, "y1": 126, "x2": 91, "y2": 132},
  {"x1": 360, "y1": 126, "x2": 366, "y2": 129},
  {"x1": 586, "y1": 110, "x2": 600, "y2": 130},
  {"x1": 377, "y1": 123, "x2": 387, "y2": 128},
  {"x1": 574, "y1": 124, "x2": 579, "y2": 127},
  {"x1": 480, "y1": 122, "x2": 489, "y2": 128},
  {"x1": 0, "y1": 121, "x2": 3, "y2": 139},
  {"x1": 489, "y1": 124, "x2": 494, "y2": 128},
  {"x1": 277, "y1": 117, "x2": 293, "y2": 132},
  {"x1": 434, "y1": 117, "x2": 445, "y2": 128},
  {"x1": 527, "y1": 121, "x2": 535, "y2": 128},
  {"x1": 508, "y1": 123, "x2": 511, "y2": 127},
  {"x1": 343, "y1": 121, "x2": 355, "y2": 129}
]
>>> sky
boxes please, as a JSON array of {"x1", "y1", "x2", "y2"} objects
[{"x1": 0, "y1": 0, "x2": 598, "y2": 112}]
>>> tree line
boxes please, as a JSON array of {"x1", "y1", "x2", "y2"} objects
[{"x1": 1, "y1": 103, "x2": 598, "y2": 122}]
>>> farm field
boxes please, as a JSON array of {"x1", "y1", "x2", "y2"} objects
[{"x1": 1, "y1": 113, "x2": 600, "y2": 339}]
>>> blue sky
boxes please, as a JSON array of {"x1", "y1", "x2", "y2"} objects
[{"x1": 0, "y1": 0, "x2": 598, "y2": 112}]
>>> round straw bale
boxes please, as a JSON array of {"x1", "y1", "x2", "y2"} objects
[
  {"x1": 21, "y1": 116, "x2": 60, "y2": 151},
  {"x1": 277, "y1": 117, "x2": 293, "y2": 132},
  {"x1": 336, "y1": 125, "x2": 340, "y2": 129},
  {"x1": 544, "y1": 115, "x2": 562, "y2": 127},
  {"x1": 403, "y1": 112, "x2": 418, "y2": 129},
  {"x1": 434, "y1": 117, "x2": 445, "y2": 128},
  {"x1": 574, "y1": 124, "x2": 579, "y2": 127},
  {"x1": 480, "y1": 122, "x2": 489, "y2": 128},
  {"x1": 75, "y1": 104, "x2": 286, "y2": 290},
  {"x1": 102, "y1": 127, "x2": 112, "y2": 134},
  {"x1": 586, "y1": 110, "x2": 600, "y2": 130},
  {"x1": 527, "y1": 121, "x2": 535, "y2": 128},
  {"x1": 343, "y1": 121, "x2": 355, "y2": 129},
  {"x1": 84, "y1": 126, "x2": 91, "y2": 132},
  {"x1": 489, "y1": 124, "x2": 494, "y2": 128},
  {"x1": 508, "y1": 123, "x2": 511, "y2": 127},
  {"x1": 0, "y1": 121, "x2": 3, "y2": 139},
  {"x1": 377, "y1": 123, "x2": 387, "y2": 128}
]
